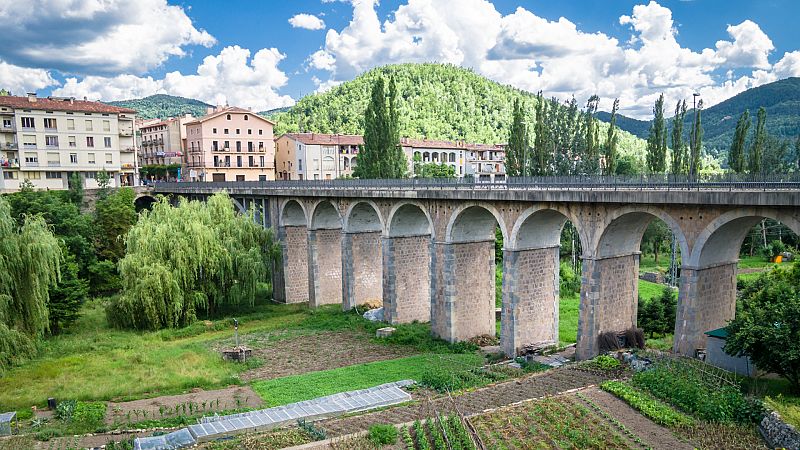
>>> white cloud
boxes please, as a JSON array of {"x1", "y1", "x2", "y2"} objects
[
  {"x1": 0, "y1": 60, "x2": 59, "y2": 95},
  {"x1": 53, "y1": 46, "x2": 295, "y2": 112},
  {"x1": 0, "y1": 0, "x2": 215, "y2": 74},
  {"x1": 309, "y1": 0, "x2": 798, "y2": 119},
  {"x1": 289, "y1": 13, "x2": 326, "y2": 30}
]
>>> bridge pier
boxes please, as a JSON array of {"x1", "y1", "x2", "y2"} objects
[
  {"x1": 307, "y1": 228, "x2": 343, "y2": 307},
  {"x1": 342, "y1": 231, "x2": 383, "y2": 311},
  {"x1": 577, "y1": 253, "x2": 640, "y2": 360},
  {"x1": 382, "y1": 235, "x2": 432, "y2": 323},
  {"x1": 279, "y1": 225, "x2": 309, "y2": 303},
  {"x1": 432, "y1": 240, "x2": 496, "y2": 342},
  {"x1": 500, "y1": 246, "x2": 560, "y2": 356},
  {"x1": 674, "y1": 262, "x2": 737, "y2": 355}
]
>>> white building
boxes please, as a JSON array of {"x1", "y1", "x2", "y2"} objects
[
  {"x1": 400, "y1": 138, "x2": 506, "y2": 181},
  {"x1": 275, "y1": 133, "x2": 362, "y2": 181},
  {"x1": 0, "y1": 94, "x2": 137, "y2": 192}
]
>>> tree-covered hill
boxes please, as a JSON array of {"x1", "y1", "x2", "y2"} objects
[
  {"x1": 598, "y1": 77, "x2": 800, "y2": 159},
  {"x1": 106, "y1": 94, "x2": 212, "y2": 120},
  {"x1": 270, "y1": 63, "x2": 645, "y2": 156}
]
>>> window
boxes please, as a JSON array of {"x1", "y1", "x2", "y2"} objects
[
  {"x1": 259, "y1": 175, "x2": 267, "y2": 181},
  {"x1": 68, "y1": 136, "x2": 76, "y2": 147},
  {"x1": 236, "y1": 141, "x2": 241, "y2": 152},
  {"x1": 22, "y1": 135, "x2": 36, "y2": 148},
  {"x1": 298, "y1": 159, "x2": 303, "y2": 170},
  {"x1": 259, "y1": 141, "x2": 264, "y2": 149},
  {"x1": 46, "y1": 171, "x2": 62, "y2": 179},
  {"x1": 224, "y1": 140, "x2": 230, "y2": 149},
  {"x1": 212, "y1": 128, "x2": 217, "y2": 133},
  {"x1": 248, "y1": 155, "x2": 254, "y2": 166},
  {"x1": 237, "y1": 155, "x2": 242, "y2": 167},
  {"x1": 105, "y1": 153, "x2": 113, "y2": 164},
  {"x1": 2, "y1": 119, "x2": 11, "y2": 128},
  {"x1": 86, "y1": 136, "x2": 94, "y2": 147},
  {"x1": 224, "y1": 128, "x2": 229, "y2": 134},
  {"x1": 236, "y1": 129, "x2": 240, "y2": 134},
  {"x1": 102, "y1": 120, "x2": 110, "y2": 131},
  {"x1": 44, "y1": 118, "x2": 57, "y2": 130},
  {"x1": 212, "y1": 141, "x2": 219, "y2": 151},
  {"x1": 45, "y1": 136, "x2": 59, "y2": 147},
  {"x1": 258, "y1": 129, "x2": 263, "y2": 135},
  {"x1": 244, "y1": 115, "x2": 249, "y2": 121},
  {"x1": 85, "y1": 120, "x2": 93, "y2": 131},
  {"x1": 3, "y1": 171, "x2": 17, "y2": 180},
  {"x1": 21, "y1": 117, "x2": 34, "y2": 129},
  {"x1": 226, "y1": 114, "x2": 231, "y2": 120},
  {"x1": 24, "y1": 153, "x2": 38, "y2": 163},
  {"x1": 85, "y1": 171, "x2": 96, "y2": 179},
  {"x1": 104, "y1": 137, "x2": 111, "y2": 148},
  {"x1": 67, "y1": 119, "x2": 75, "y2": 130},
  {"x1": 260, "y1": 155, "x2": 265, "y2": 167},
  {"x1": 88, "y1": 153, "x2": 95, "y2": 164},
  {"x1": 236, "y1": 175, "x2": 245, "y2": 181},
  {"x1": 248, "y1": 129, "x2": 252, "y2": 135},
  {"x1": 47, "y1": 152, "x2": 59, "y2": 165},
  {"x1": 248, "y1": 142, "x2": 254, "y2": 152},
  {"x1": 24, "y1": 171, "x2": 41, "y2": 180},
  {"x1": 70, "y1": 153, "x2": 78, "y2": 164}
]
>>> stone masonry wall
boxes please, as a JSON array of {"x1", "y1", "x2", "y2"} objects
[
  {"x1": 501, "y1": 247, "x2": 559, "y2": 356},
  {"x1": 384, "y1": 235, "x2": 431, "y2": 323},
  {"x1": 451, "y1": 241, "x2": 496, "y2": 341},
  {"x1": 283, "y1": 226, "x2": 308, "y2": 304},
  {"x1": 350, "y1": 232, "x2": 383, "y2": 307},
  {"x1": 309, "y1": 228, "x2": 343, "y2": 306},
  {"x1": 674, "y1": 262, "x2": 737, "y2": 354}
]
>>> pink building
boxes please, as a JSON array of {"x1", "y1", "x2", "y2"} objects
[{"x1": 185, "y1": 106, "x2": 276, "y2": 182}]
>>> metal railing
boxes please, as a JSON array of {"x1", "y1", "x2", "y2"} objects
[{"x1": 153, "y1": 173, "x2": 800, "y2": 192}]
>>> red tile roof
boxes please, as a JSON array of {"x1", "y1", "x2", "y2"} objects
[
  {"x1": 0, "y1": 95, "x2": 136, "y2": 114},
  {"x1": 281, "y1": 133, "x2": 364, "y2": 146},
  {"x1": 185, "y1": 106, "x2": 275, "y2": 126}
]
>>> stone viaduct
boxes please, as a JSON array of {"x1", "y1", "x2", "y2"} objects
[{"x1": 153, "y1": 180, "x2": 800, "y2": 360}]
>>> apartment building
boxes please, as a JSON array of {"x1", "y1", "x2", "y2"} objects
[
  {"x1": 185, "y1": 107, "x2": 276, "y2": 182},
  {"x1": 138, "y1": 114, "x2": 194, "y2": 181},
  {"x1": 0, "y1": 94, "x2": 137, "y2": 192},
  {"x1": 400, "y1": 138, "x2": 506, "y2": 181},
  {"x1": 275, "y1": 133, "x2": 362, "y2": 180}
]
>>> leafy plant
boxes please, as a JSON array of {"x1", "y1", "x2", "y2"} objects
[
  {"x1": 601, "y1": 380, "x2": 694, "y2": 427},
  {"x1": 590, "y1": 355, "x2": 622, "y2": 371},
  {"x1": 55, "y1": 400, "x2": 77, "y2": 422},
  {"x1": 368, "y1": 424, "x2": 398, "y2": 445},
  {"x1": 297, "y1": 418, "x2": 326, "y2": 441}
]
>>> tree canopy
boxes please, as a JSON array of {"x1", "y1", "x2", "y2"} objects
[
  {"x1": 354, "y1": 76, "x2": 406, "y2": 178},
  {"x1": 107, "y1": 193, "x2": 279, "y2": 330}
]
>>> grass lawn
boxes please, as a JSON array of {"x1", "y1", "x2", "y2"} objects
[
  {"x1": 559, "y1": 293, "x2": 580, "y2": 345},
  {"x1": 251, "y1": 353, "x2": 484, "y2": 407}
]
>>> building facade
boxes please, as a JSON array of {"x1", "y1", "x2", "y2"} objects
[
  {"x1": 185, "y1": 107, "x2": 276, "y2": 182},
  {"x1": 138, "y1": 114, "x2": 193, "y2": 178},
  {"x1": 275, "y1": 133, "x2": 362, "y2": 180},
  {"x1": 0, "y1": 94, "x2": 137, "y2": 192},
  {"x1": 400, "y1": 138, "x2": 506, "y2": 181}
]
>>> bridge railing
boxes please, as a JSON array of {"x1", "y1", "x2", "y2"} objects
[{"x1": 152, "y1": 173, "x2": 800, "y2": 192}]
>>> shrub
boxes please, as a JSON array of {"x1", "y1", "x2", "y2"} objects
[
  {"x1": 601, "y1": 381, "x2": 694, "y2": 427},
  {"x1": 559, "y1": 262, "x2": 581, "y2": 296},
  {"x1": 368, "y1": 424, "x2": 398, "y2": 445},
  {"x1": 55, "y1": 400, "x2": 77, "y2": 421},
  {"x1": 592, "y1": 355, "x2": 621, "y2": 370}
]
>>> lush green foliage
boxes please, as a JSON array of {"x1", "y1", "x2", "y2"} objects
[
  {"x1": 94, "y1": 187, "x2": 137, "y2": 262},
  {"x1": 646, "y1": 93, "x2": 668, "y2": 173},
  {"x1": 368, "y1": 424, "x2": 398, "y2": 445},
  {"x1": 600, "y1": 380, "x2": 694, "y2": 427},
  {"x1": 689, "y1": 100, "x2": 704, "y2": 177},
  {"x1": 728, "y1": 109, "x2": 751, "y2": 173},
  {"x1": 47, "y1": 256, "x2": 89, "y2": 334},
  {"x1": 559, "y1": 262, "x2": 580, "y2": 297},
  {"x1": 765, "y1": 395, "x2": 800, "y2": 429},
  {"x1": 354, "y1": 76, "x2": 406, "y2": 178},
  {"x1": 414, "y1": 160, "x2": 456, "y2": 178},
  {"x1": 637, "y1": 286, "x2": 677, "y2": 337},
  {"x1": 726, "y1": 262, "x2": 800, "y2": 393},
  {"x1": 748, "y1": 107, "x2": 767, "y2": 174},
  {"x1": 272, "y1": 63, "x2": 645, "y2": 158},
  {"x1": 670, "y1": 100, "x2": 689, "y2": 175},
  {"x1": 603, "y1": 98, "x2": 620, "y2": 175},
  {"x1": 108, "y1": 193, "x2": 279, "y2": 329},
  {"x1": 0, "y1": 198, "x2": 62, "y2": 370},
  {"x1": 632, "y1": 358, "x2": 764, "y2": 423},
  {"x1": 106, "y1": 94, "x2": 211, "y2": 119},
  {"x1": 505, "y1": 97, "x2": 528, "y2": 176},
  {"x1": 589, "y1": 355, "x2": 621, "y2": 371}
]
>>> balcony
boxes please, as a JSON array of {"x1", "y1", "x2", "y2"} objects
[
  {"x1": 119, "y1": 129, "x2": 134, "y2": 136},
  {"x1": 0, "y1": 125, "x2": 15, "y2": 133},
  {"x1": 121, "y1": 163, "x2": 134, "y2": 169},
  {"x1": 1, "y1": 159, "x2": 19, "y2": 168},
  {"x1": 0, "y1": 142, "x2": 17, "y2": 150},
  {"x1": 121, "y1": 147, "x2": 136, "y2": 153}
]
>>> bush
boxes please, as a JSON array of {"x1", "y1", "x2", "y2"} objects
[
  {"x1": 559, "y1": 262, "x2": 581, "y2": 296},
  {"x1": 55, "y1": 400, "x2": 77, "y2": 421},
  {"x1": 592, "y1": 355, "x2": 621, "y2": 370},
  {"x1": 369, "y1": 424, "x2": 398, "y2": 445}
]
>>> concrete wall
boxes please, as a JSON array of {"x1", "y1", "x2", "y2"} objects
[
  {"x1": 706, "y1": 336, "x2": 755, "y2": 376},
  {"x1": 383, "y1": 235, "x2": 431, "y2": 323},
  {"x1": 282, "y1": 226, "x2": 309, "y2": 303},
  {"x1": 501, "y1": 246, "x2": 559, "y2": 356},
  {"x1": 308, "y1": 228, "x2": 343, "y2": 307},
  {"x1": 342, "y1": 231, "x2": 383, "y2": 310}
]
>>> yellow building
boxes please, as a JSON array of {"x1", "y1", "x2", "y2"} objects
[
  {"x1": 185, "y1": 106, "x2": 276, "y2": 182},
  {"x1": 0, "y1": 94, "x2": 137, "y2": 192}
]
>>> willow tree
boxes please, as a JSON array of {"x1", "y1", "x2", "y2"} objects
[
  {"x1": 0, "y1": 198, "x2": 62, "y2": 370},
  {"x1": 108, "y1": 193, "x2": 279, "y2": 330}
]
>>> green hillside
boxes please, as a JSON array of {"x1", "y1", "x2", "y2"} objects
[
  {"x1": 598, "y1": 77, "x2": 800, "y2": 161},
  {"x1": 271, "y1": 63, "x2": 645, "y2": 156},
  {"x1": 107, "y1": 94, "x2": 212, "y2": 120}
]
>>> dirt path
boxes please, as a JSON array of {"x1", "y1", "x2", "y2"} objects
[
  {"x1": 106, "y1": 385, "x2": 263, "y2": 426},
  {"x1": 318, "y1": 367, "x2": 609, "y2": 437},
  {"x1": 579, "y1": 388, "x2": 697, "y2": 450},
  {"x1": 240, "y1": 331, "x2": 417, "y2": 382}
]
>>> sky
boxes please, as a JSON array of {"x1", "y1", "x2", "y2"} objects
[{"x1": 0, "y1": 0, "x2": 798, "y2": 119}]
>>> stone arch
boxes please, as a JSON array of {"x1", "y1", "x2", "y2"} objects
[
  {"x1": 446, "y1": 203, "x2": 508, "y2": 244},
  {"x1": 309, "y1": 200, "x2": 342, "y2": 230},
  {"x1": 510, "y1": 205, "x2": 585, "y2": 251},
  {"x1": 280, "y1": 199, "x2": 307, "y2": 227},
  {"x1": 387, "y1": 201, "x2": 434, "y2": 238},
  {"x1": 134, "y1": 195, "x2": 157, "y2": 212},
  {"x1": 595, "y1": 206, "x2": 689, "y2": 260},
  {"x1": 675, "y1": 208, "x2": 800, "y2": 355},
  {"x1": 344, "y1": 200, "x2": 384, "y2": 233}
]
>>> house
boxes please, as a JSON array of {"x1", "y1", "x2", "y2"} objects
[
  {"x1": 703, "y1": 327, "x2": 756, "y2": 376},
  {"x1": 275, "y1": 133, "x2": 362, "y2": 180}
]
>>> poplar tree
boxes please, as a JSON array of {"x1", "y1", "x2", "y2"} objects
[
  {"x1": 670, "y1": 100, "x2": 687, "y2": 175},
  {"x1": 603, "y1": 98, "x2": 620, "y2": 175},
  {"x1": 506, "y1": 98, "x2": 528, "y2": 176},
  {"x1": 796, "y1": 135, "x2": 800, "y2": 171},
  {"x1": 748, "y1": 107, "x2": 767, "y2": 175},
  {"x1": 728, "y1": 109, "x2": 751, "y2": 173},
  {"x1": 689, "y1": 100, "x2": 704, "y2": 178},
  {"x1": 355, "y1": 76, "x2": 405, "y2": 179},
  {"x1": 646, "y1": 94, "x2": 668, "y2": 173},
  {"x1": 583, "y1": 95, "x2": 600, "y2": 175},
  {"x1": 531, "y1": 92, "x2": 550, "y2": 175}
]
